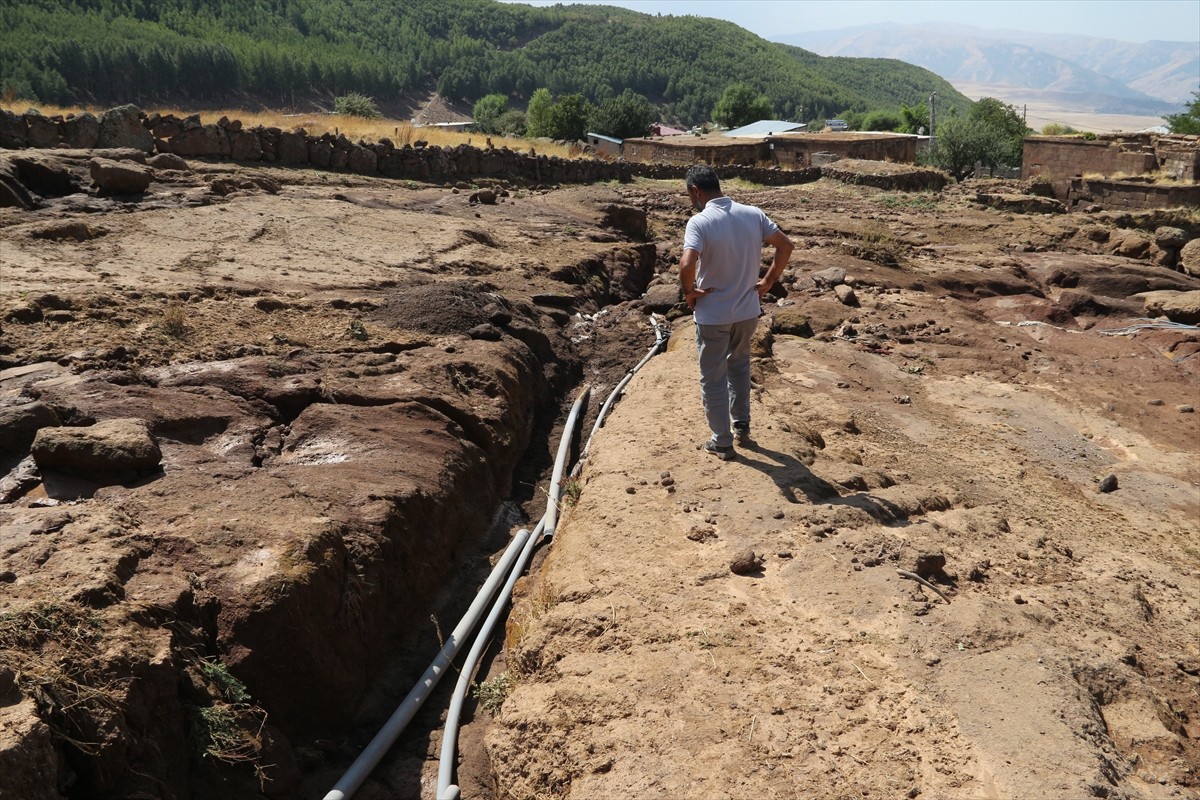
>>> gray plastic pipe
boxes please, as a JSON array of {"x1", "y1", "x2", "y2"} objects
[
  {"x1": 322, "y1": 528, "x2": 532, "y2": 800},
  {"x1": 435, "y1": 516, "x2": 544, "y2": 800},
  {"x1": 543, "y1": 384, "x2": 590, "y2": 541}
]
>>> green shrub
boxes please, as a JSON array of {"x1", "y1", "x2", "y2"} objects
[{"x1": 334, "y1": 92, "x2": 382, "y2": 119}]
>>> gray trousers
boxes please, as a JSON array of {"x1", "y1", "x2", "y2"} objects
[{"x1": 695, "y1": 317, "x2": 757, "y2": 447}]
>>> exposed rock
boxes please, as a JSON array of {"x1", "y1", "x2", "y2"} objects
[
  {"x1": 276, "y1": 131, "x2": 308, "y2": 164},
  {"x1": 730, "y1": 549, "x2": 765, "y2": 575},
  {"x1": 0, "y1": 109, "x2": 27, "y2": 148},
  {"x1": 642, "y1": 282, "x2": 682, "y2": 313},
  {"x1": 1098, "y1": 474, "x2": 1119, "y2": 493},
  {"x1": 811, "y1": 267, "x2": 847, "y2": 288},
  {"x1": 24, "y1": 111, "x2": 60, "y2": 148},
  {"x1": 914, "y1": 552, "x2": 947, "y2": 579},
  {"x1": 1109, "y1": 230, "x2": 1152, "y2": 259},
  {"x1": 0, "y1": 159, "x2": 35, "y2": 209},
  {"x1": 348, "y1": 144, "x2": 377, "y2": 174},
  {"x1": 771, "y1": 307, "x2": 814, "y2": 337},
  {"x1": 61, "y1": 113, "x2": 100, "y2": 149},
  {"x1": 469, "y1": 323, "x2": 503, "y2": 341},
  {"x1": 1154, "y1": 226, "x2": 1188, "y2": 250},
  {"x1": 147, "y1": 152, "x2": 189, "y2": 171},
  {"x1": 9, "y1": 153, "x2": 83, "y2": 197},
  {"x1": 0, "y1": 698, "x2": 59, "y2": 800},
  {"x1": 0, "y1": 402, "x2": 62, "y2": 466},
  {"x1": 89, "y1": 157, "x2": 152, "y2": 194},
  {"x1": 1181, "y1": 239, "x2": 1200, "y2": 278},
  {"x1": 470, "y1": 188, "x2": 497, "y2": 205},
  {"x1": 167, "y1": 124, "x2": 229, "y2": 157},
  {"x1": 603, "y1": 203, "x2": 648, "y2": 239},
  {"x1": 28, "y1": 221, "x2": 105, "y2": 241},
  {"x1": 97, "y1": 104, "x2": 153, "y2": 152},
  {"x1": 229, "y1": 129, "x2": 263, "y2": 161},
  {"x1": 1142, "y1": 290, "x2": 1200, "y2": 325},
  {"x1": 976, "y1": 192, "x2": 1065, "y2": 214},
  {"x1": 31, "y1": 418, "x2": 162, "y2": 478},
  {"x1": 834, "y1": 284, "x2": 858, "y2": 306}
]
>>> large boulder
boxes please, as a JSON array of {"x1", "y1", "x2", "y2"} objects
[
  {"x1": 31, "y1": 418, "x2": 162, "y2": 478},
  {"x1": 1142, "y1": 290, "x2": 1200, "y2": 325},
  {"x1": 276, "y1": 131, "x2": 308, "y2": 164},
  {"x1": 0, "y1": 402, "x2": 62, "y2": 467},
  {"x1": 61, "y1": 113, "x2": 100, "y2": 149},
  {"x1": 1181, "y1": 239, "x2": 1200, "y2": 278},
  {"x1": 24, "y1": 111, "x2": 59, "y2": 148},
  {"x1": 10, "y1": 153, "x2": 83, "y2": 197},
  {"x1": 228, "y1": 129, "x2": 262, "y2": 161},
  {"x1": 167, "y1": 124, "x2": 228, "y2": 157},
  {"x1": 348, "y1": 143, "x2": 377, "y2": 174},
  {"x1": 0, "y1": 159, "x2": 36, "y2": 209},
  {"x1": 97, "y1": 105, "x2": 153, "y2": 152},
  {"x1": 0, "y1": 109, "x2": 28, "y2": 149},
  {"x1": 89, "y1": 157, "x2": 152, "y2": 194}
]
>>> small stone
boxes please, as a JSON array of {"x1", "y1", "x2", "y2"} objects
[
  {"x1": 660, "y1": 476, "x2": 675, "y2": 487},
  {"x1": 914, "y1": 551, "x2": 946, "y2": 577},
  {"x1": 1098, "y1": 474, "x2": 1118, "y2": 493},
  {"x1": 625, "y1": 486, "x2": 636, "y2": 494},
  {"x1": 772, "y1": 510, "x2": 784, "y2": 519},
  {"x1": 1014, "y1": 594, "x2": 1027, "y2": 604},
  {"x1": 0, "y1": 571, "x2": 16, "y2": 583},
  {"x1": 777, "y1": 551, "x2": 793, "y2": 559},
  {"x1": 730, "y1": 549, "x2": 765, "y2": 575},
  {"x1": 1147, "y1": 399, "x2": 1164, "y2": 406},
  {"x1": 1179, "y1": 405, "x2": 1195, "y2": 414}
]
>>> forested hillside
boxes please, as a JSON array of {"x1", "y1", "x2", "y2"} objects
[{"x1": 0, "y1": 0, "x2": 970, "y2": 125}]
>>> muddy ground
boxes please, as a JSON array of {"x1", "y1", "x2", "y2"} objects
[{"x1": 1, "y1": 152, "x2": 1198, "y2": 800}]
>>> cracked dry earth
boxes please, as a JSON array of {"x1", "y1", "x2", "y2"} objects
[{"x1": 0, "y1": 155, "x2": 1198, "y2": 800}]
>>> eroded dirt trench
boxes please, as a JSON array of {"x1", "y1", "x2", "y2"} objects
[{"x1": 1, "y1": 153, "x2": 1199, "y2": 800}]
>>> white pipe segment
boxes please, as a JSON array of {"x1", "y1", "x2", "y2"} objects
[
  {"x1": 322, "y1": 528, "x2": 532, "y2": 800},
  {"x1": 543, "y1": 384, "x2": 590, "y2": 541},
  {"x1": 436, "y1": 517, "x2": 544, "y2": 799}
]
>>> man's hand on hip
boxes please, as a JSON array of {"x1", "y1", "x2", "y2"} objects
[{"x1": 685, "y1": 286, "x2": 713, "y2": 310}]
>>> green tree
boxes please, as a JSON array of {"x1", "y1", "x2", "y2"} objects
[
  {"x1": 472, "y1": 93, "x2": 508, "y2": 134},
  {"x1": 546, "y1": 93, "x2": 593, "y2": 141},
  {"x1": 921, "y1": 116, "x2": 994, "y2": 180},
  {"x1": 969, "y1": 97, "x2": 1029, "y2": 170},
  {"x1": 588, "y1": 89, "x2": 656, "y2": 139},
  {"x1": 899, "y1": 102, "x2": 929, "y2": 134},
  {"x1": 1164, "y1": 91, "x2": 1200, "y2": 135},
  {"x1": 860, "y1": 109, "x2": 901, "y2": 131},
  {"x1": 526, "y1": 87, "x2": 554, "y2": 137},
  {"x1": 712, "y1": 83, "x2": 773, "y2": 129},
  {"x1": 496, "y1": 108, "x2": 527, "y2": 136}
]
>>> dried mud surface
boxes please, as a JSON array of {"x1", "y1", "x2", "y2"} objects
[{"x1": 1, "y1": 157, "x2": 1198, "y2": 800}]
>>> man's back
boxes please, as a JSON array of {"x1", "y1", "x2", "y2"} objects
[{"x1": 683, "y1": 196, "x2": 778, "y2": 325}]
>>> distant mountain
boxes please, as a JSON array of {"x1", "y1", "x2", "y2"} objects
[{"x1": 777, "y1": 23, "x2": 1198, "y2": 115}]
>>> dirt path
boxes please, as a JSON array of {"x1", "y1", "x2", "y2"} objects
[{"x1": 481, "y1": 297, "x2": 1199, "y2": 798}]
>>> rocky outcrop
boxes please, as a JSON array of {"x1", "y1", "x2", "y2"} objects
[
  {"x1": 96, "y1": 104, "x2": 153, "y2": 151},
  {"x1": 89, "y1": 157, "x2": 152, "y2": 194},
  {"x1": 31, "y1": 418, "x2": 162, "y2": 477}
]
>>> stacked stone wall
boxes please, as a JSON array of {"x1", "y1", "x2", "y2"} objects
[
  {"x1": 0, "y1": 106, "x2": 830, "y2": 187},
  {"x1": 1022, "y1": 133, "x2": 1200, "y2": 201},
  {"x1": 1067, "y1": 178, "x2": 1200, "y2": 211}
]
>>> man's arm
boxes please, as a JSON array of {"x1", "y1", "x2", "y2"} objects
[
  {"x1": 679, "y1": 248, "x2": 712, "y2": 310},
  {"x1": 756, "y1": 229, "x2": 794, "y2": 298}
]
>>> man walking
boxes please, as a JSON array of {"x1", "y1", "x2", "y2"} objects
[{"x1": 680, "y1": 165, "x2": 794, "y2": 460}]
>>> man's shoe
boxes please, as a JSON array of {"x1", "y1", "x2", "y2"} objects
[
  {"x1": 733, "y1": 421, "x2": 751, "y2": 444},
  {"x1": 704, "y1": 439, "x2": 735, "y2": 461}
]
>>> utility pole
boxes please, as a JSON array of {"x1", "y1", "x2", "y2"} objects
[{"x1": 929, "y1": 91, "x2": 937, "y2": 143}]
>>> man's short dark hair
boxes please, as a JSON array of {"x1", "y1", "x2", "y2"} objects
[{"x1": 685, "y1": 165, "x2": 721, "y2": 193}]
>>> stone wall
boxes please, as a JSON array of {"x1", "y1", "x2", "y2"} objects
[
  {"x1": 1022, "y1": 133, "x2": 1200, "y2": 200},
  {"x1": 0, "y1": 105, "x2": 828, "y2": 187},
  {"x1": 1067, "y1": 178, "x2": 1200, "y2": 211},
  {"x1": 622, "y1": 132, "x2": 918, "y2": 170}
]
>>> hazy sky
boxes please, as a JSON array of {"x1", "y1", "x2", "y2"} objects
[{"x1": 502, "y1": 0, "x2": 1200, "y2": 43}]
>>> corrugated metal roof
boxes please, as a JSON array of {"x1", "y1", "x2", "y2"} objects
[
  {"x1": 586, "y1": 132, "x2": 623, "y2": 145},
  {"x1": 723, "y1": 120, "x2": 806, "y2": 137}
]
